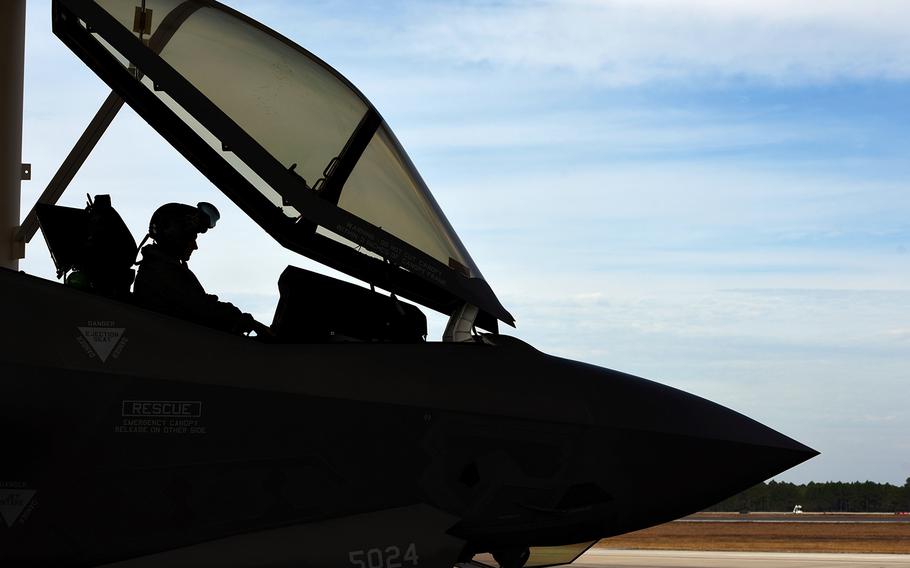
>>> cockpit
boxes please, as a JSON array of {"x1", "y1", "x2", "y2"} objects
[
  {"x1": 25, "y1": 0, "x2": 514, "y2": 341},
  {"x1": 36, "y1": 191, "x2": 431, "y2": 342}
]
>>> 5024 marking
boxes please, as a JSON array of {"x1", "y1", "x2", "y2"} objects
[{"x1": 349, "y1": 544, "x2": 419, "y2": 568}]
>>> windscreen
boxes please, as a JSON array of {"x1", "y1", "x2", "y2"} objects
[{"x1": 91, "y1": 0, "x2": 480, "y2": 278}]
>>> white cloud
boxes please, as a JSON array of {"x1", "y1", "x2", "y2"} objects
[
  {"x1": 398, "y1": 106, "x2": 825, "y2": 153},
  {"x1": 884, "y1": 328, "x2": 910, "y2": 342},
  {"x1": 404, "y1": 0, "x2": 910, "y2": 86},
  {"x1": 436, "y1": 161, "x2": 910, "y2": 237}
]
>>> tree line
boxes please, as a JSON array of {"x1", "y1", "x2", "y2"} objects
[{"x1": 704, "y1": 478, "x2": 910, "y2": 512}]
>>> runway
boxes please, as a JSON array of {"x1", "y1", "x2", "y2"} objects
[
  {"x1": 679, "y1": 513, "x2": 910, "y2": 524},
  {"x1": 575, "y1": 549, "x2": 910, "y2": 568},
  {"x1": 678, "y1": 519, "x2": 910, "y2": 524}
]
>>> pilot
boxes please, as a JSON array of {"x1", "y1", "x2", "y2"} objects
[{"x1": 134, "y1": 202, "x2": 269, "y2": 336}]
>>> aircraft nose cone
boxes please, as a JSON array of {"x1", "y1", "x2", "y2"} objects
[
  {"x1": 573, "y1": 361, "x2": 818, "y2": 530},
  {"x1": 582, "y1": 361, "x2": 817, "y2": 460},
  {"x1": 654, "y1": 401, "x2": 819, "y2": 506}
]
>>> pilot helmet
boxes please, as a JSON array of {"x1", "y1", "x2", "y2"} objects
[{"x1": 148, "y1": 202, "x2": 220, "y2": 250}]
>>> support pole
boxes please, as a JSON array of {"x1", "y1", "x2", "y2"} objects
[
  {"x1": 0, "y1": 0, "x2": 26, "y2": 270},
  {"x1": 17, "y1": 92, "x2": 124, "y2": 244}
]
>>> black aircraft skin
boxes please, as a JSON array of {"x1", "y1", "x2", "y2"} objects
[
  {"x1": 0, "y1": 266, "x2": 816, "y2": 567},
  {"x1": 0, "y1": 1, "x2": 816, "y2": 567}
]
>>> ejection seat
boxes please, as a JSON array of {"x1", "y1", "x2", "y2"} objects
[{"x1": 36, "y1": 194, "x2": 138, "y2": 299}]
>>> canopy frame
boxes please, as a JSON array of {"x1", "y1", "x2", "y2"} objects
[{"x1": 51, "y1": 0, "x2": 514, "y2": 330}]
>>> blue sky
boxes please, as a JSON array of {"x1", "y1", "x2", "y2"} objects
[{"x1": 19, "y1": 0, "x2": 910, "y2": 485}]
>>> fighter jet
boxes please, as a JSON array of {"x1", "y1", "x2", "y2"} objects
[{"x1": 0, "y1": 1, "x2": 817, "y2": 566}]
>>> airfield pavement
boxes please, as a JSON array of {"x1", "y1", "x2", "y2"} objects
[
  {"x1": 596, "y1": 512, "x2": 910, "y2": 554},
  {"x1": 574, "y1": 549, "x2": 910, "y2": 568},
  {"x1": 576, "y1": 512, "x2": 910, "y2": 567}
]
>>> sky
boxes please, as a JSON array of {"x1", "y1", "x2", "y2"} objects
[{"x1": 18, "y1": 0, "x2": 910, "y2": 485}]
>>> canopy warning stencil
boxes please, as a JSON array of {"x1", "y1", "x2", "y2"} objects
[
  {"x1": 0, "y1": 487, "x2": 36, "y2": 528},
  {"x1": 77, "y1": 322, "x2": 126, "y2": 362}
]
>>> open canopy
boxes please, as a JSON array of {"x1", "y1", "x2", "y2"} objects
[{"x1": 52, "y1": 0, "x2": 514, "y2": 329}]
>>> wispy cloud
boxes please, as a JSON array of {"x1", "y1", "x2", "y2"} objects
[
  {"x1": 402, "y1": 0, "x2": 910, "y2": 86},
  {"x1": 398, "y1": 107, "x2": 830, "y2": 154}
]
